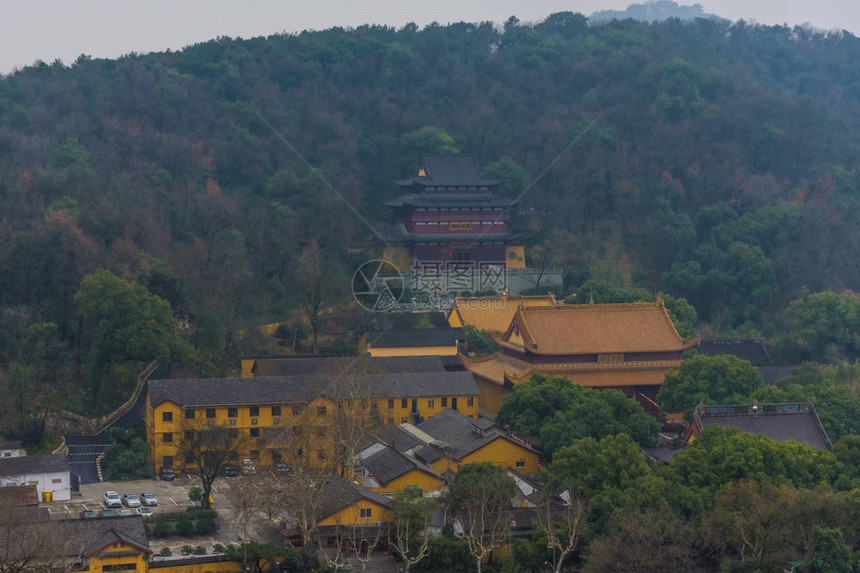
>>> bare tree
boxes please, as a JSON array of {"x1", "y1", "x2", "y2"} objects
[
  {"x1": 326, "y1": 367, "x2": 386, "y2": 478},
  {"x1": 177, "y1": 419, "x2": 249, "y2": 509},
  {"x1": 448, "y1": 463, "x2": 516, "y2": 573},
  {"x1": 390, "y1": 486, "x2": 440, "y2": 573},
  {"x1": 0, "y1": 500, "x2": 69, "y2": 573},
  {"x1": 535, "y1": 489, "x2": 588, "y2": 573}
]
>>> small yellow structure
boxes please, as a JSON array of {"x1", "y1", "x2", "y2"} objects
[{"x1": 359, "y1": 328, "x2": 460, "y2": 357}]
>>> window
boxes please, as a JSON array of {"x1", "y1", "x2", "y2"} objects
[
  {"x1": 291, "y1": 425, "x2": 303, "y2": 435},
  {"x1": 250, "y1": 450, "x2": 259, "y2": 461},
  {"x1": 441, "y1": 397, "x2": 448, "y2": 408},
  {"x1": 52, "y1": 478, "x2": 62, "y2": 484},
  {"x1": 428, "y1": 398, "x2": 435, "y2": 408},
  {"x1": 185, "y1": 452, "x2": 194, "y2": 464},
  {"x1": 317, "y1": 406, "x2": 327, "y2": 416},
  {"x1": 185, "y1": 409, "x2": 195, "y2": 420},
  {"x1": 467, "y1": 396, "x2": 474, "y2": 407},
  {"x1": 292, "y1": 405, "x2": 303, "y2": 416},
  {"x1": 401, "y1": 417, "x2": 408, "y2": 424},
  {"x1": 317, "y1": 449, "x2": 326, "y2": 461},
  {"x1": 272, "y1": 418, "x2": 280, "y2": 425},
  {"x1": 162, "y1": 411, "x2": 173, "y2": 422},
  {"x1": 251, "y1": 418, "x2": 258, "y2": 426},
  {"x1": 162, "y1": 433, "x2": 173, "y2": 443},
  {"x1": 388, "y1": 399, "x2": 395, "y2": 409},
  {"x1": 271, "y1": 449, "x2": 282, "y2": 462},
  {"x1": 162, "y1": 456, "x2": 173, "y2": 468},
  {"x1": 371, "y1": 400, "x2": 378, "y2": 410},
  {"x1": 228, "y1": 408, "x2": 238, "y2": 418},
  {"x1": 228, "y1": 451, "x2": 239, "y2": 461},
  {"x1": 228, "y1": 428, "x2": 239, "y2": 439},
  {"x1": 360, "y1": 508, "x2": 373, "y2": 519},
  {"x1": 388, "y1": 418, "x2": 394, "y2": 425},
  {"x1": 271, "y1": 406, "x2": 281, "y2": 417},
  {"x1": 316, "y1": 426, "x2": 328, "y2": 437},
  {"x1": 184, "y1": 430, "x2": 194, "y2": 441},
  {"x1": 250, "y1": 406, "x2": 259, "y2": 417},
  {"x1": 401, "y1": 398, "x2": 407, "y2": 409},
  {"x1": 250, "y1": 428, "x2": 260, "y2": 438},
  {"x1": 516, "y1": 459, "x2": 525, "y2": 468},
  {"x1": 206, "y1": 408, "x2": 216, "y2": 419}
]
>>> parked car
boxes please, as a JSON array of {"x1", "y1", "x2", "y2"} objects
[
  {"x1": 158, "y1": 467, "x2": 175, "y2": 481},
  {"x1": 121, "y1": 494, "x2": 141, "y2": 508},
  {"x1": 275, "y1": 462, "x2": 291, "y2": 475},
  {"x1": 80, "y1": 510, "x2": 98, "y2": 519},
  {"x1": 103, "y1": 491, "x2": 121, "y2": 508},
  {"x1": 100, "y1": 509, "x2": 117, "y2": 518},
  {"x1": 137, "y1": 507, "x2": 153, "y2": 518},
  {"x1": 116, "y1": 508, "x2": 134, "y2": 516},
  {"x1": 241, "y1": 459, "x2": 256, "y2": 475},
  {"x1": 223, "y1": 465, "x2": 239, "y2": 477},
  {"x1": 139, "y1": 492, "x2": 158, "y2": 506}
]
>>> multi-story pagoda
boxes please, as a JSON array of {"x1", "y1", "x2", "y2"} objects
[{"x1": 382, "y1": 155, "x2": 526, "y2": 271}]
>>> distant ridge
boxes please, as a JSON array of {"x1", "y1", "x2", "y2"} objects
[{"x1": 590, "y1": 1, "x2": 726, "y2": 24}]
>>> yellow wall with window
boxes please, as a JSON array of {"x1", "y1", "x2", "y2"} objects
[
  {"x1": 83, "y1": 541, "x2": 149, "y2": 573},
  {"x1": 151, "y1": 558, "x2": 246, "y2": 573},
  {"x1": 428, "y1": 437, "x2": 539, "y2": 475},
  {"x1": 317, "y1": 499, "x2": 392, "y2": 527}
]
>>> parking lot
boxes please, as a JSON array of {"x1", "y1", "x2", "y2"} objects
[{"x1": 44, "y1": 475, "x2": 208, "y2": 518}]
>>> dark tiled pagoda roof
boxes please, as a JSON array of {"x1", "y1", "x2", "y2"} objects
[
  {"x1": 694, "y1": 402, "x2": 831, "y2": 450},
  {"x1": 148, "y1": 371, "x2": 477, "y2": 407},
  {"x1": 395, "y1": 155, "x2": 505, "y2": 188},
  {"x1": 697, "y1": 339, "x2": 774, "y2": 366},
  {"x1": 364, "y1": 328, "x2": 461, "y2": 349},
  {"x1": 414, "y1": 409, "x2": 537, "y2": 463},
  {"x1": 316, "y1": 476, "x2": 392, "y2": 520},
  {"x1": 0, "y1": 454, "x2": 69, "y2": 476},
  {"x1": 361, "y1": 447, "x2": 438, "y2": 485},
  {"x1": 251, "y1": 355, "x2": 446, "y2": 377}
]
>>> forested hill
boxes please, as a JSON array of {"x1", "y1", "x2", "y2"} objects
[{"x1": 2, "y1": 13, "x2": 860, "y2": 405}]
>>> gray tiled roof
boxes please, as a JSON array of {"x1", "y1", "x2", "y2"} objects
[
  {"x1": 362, "y1": 447, "x2": 437, "y2": 485},
  {"x1": 695, "y1": 402, "x2": 831, "y2": 450},
  {"x1": 364, "y1": 328, "x2": 460, "y2": 349},
  {"x1": 148, "y1": 371, "x2": 478, "y2": 408},
  {"x1": 395, "y1": 155, "x2": 504, "y2": 188},
  {"x1": 0, "y1": 454, "x2": 69, "y2": 476},
  {"x1": 415, "y1": 409, "x2": 536, "y2": 462},
  {"x1": 316, "y1": 476, "x2": 393, "y2": 520},
  {"x1": 252, "y1": 356, "x2": 446, "y2": 377},
  {"x1": 64, "y1": 515, "x2": 151, "y2": 557},
  {"x1": 372, "y1": 425, "x2": 423, "y2": 453}
]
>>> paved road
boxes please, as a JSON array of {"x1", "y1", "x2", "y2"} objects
[{"x1": 64, "y1": 383, "x2": 148, "y2": 485}]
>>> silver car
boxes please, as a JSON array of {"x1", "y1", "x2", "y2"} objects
[
  {"x1": 139, "y1": 492, "x2": 158, "y2": 506},
  {"x1": 121, "y1": 494, "x2": 141, "y2": 508}
]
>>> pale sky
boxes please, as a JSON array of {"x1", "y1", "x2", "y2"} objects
[{"x1": 2, "y1": 1, "x2": 858, "y2": 75}]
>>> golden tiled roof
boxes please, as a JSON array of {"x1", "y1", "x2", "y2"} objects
[
  {"x1": 449, "y1": 293, "x2": 557, "y2": 334},
  {"x1": 504, "y1": 302, "x2": 697, "y2": 355}
]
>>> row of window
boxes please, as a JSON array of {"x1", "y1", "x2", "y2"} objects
[
  {"x1": 163, "y1": 445, "x2": 328, "y2": 468},
  {"x1": 161, "y1": 397, "x2": 474, "y2": 422}
]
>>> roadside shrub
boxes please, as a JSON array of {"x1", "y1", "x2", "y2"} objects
[
  {"x1": 175, "y1": 518, "x2": 194, "y2": 537},
  {"x1": 153, "y1": 521, "x2": 174, "y2": 538},
  {"x1": 195, "y1": 517, "x2": 217, "y2": 535},
  {"x1": 213, "y1": 543, "x2": 226, "y2": 553},
  {"x1": 159, "y1": 548, "x2": 172, "y2": 556},
  {"x1": 185, "y1": 507, "x2": 217, "y2": 519},
  {"x1": 181, "y1": 545, "x2": 194, "y2": 555},
  {"x1": 193, "y1": 546, "x2": 207, "y2": 555}
]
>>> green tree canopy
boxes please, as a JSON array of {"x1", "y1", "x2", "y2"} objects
[
  {"x1": 787, "y1": 291, "x2": 860, "y2": 362},
  {"x1": 497, "y1": 374, "x2": 659, "y2": 452},
  {"x1": 657, "y1": 354, "x2": 761, "y2": 414}
]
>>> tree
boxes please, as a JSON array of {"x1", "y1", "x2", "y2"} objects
[
  {"x1": 657, "y1": 354, "x2": 762, "y2": 414},
  {"x1": 390, "y1": 486, "x2": 440, "y2": 573},
  {"x1": 296, "y1": 239, "x2": 335, "y2": 355},
  {"x1": 176, "y1": 421, "x2": 249, "y2": 509},
  {"x1": 787, "y1": 291, "x2": 860, "y2": 362},
  {"x1": 225, "y1": 541, "x2": 282, "y2": 573},
  {"x1": 497, "y1": 375, "x2": 659, "y2": 453},
  {"x1": 398, "y1": 127, "x2": 459, "y2": 175},
  {"x1": 810, "y1": 526, "x2": 854, "y2": 573},
  {"x1": 75, "y1": 270, "x2": 190, "y2": 408},
  {"x1": 0, "y1": 499, "x2": 68, "y2": 573},
  {"x1": 549, "y1": 434, "x2": 651, "y2": 498},
  {"x1": 534, "y1": 489, "x2": 588, "y2": 573},
  {"x1": 447, "y1": 463, "x2": 516, "y2": 573}
]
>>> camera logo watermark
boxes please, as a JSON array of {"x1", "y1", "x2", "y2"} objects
[{"x1": 352, "y1": 260, "x2": 405, "y2": 312}]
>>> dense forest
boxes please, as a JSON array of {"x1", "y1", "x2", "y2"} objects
[{"x1": 2, "y1": 13, "x2": 860, "y2": 419}]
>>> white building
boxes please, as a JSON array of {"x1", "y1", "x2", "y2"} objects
[
  {"x1": 0, "y1": 440, "x2": 25, "y2": 458},
  {"x1": 0, "y1": 454, "x2": 72, "y2": 501}
]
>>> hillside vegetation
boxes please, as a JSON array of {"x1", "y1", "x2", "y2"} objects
[{"x1": 2, "y1": 14, "x2": 860, "y2": 417}]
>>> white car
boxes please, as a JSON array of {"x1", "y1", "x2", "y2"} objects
[
  {"x1": 103, "y1": 491, "x2": 121, "y2": 508},
  {"x1": 137, "y1": 507, "x2": 154, "y2": 518},
  {"x1": 122, "y1": 494, "x2": 141, "y2": 508},
  {"x1": 139, "y1": 493, "x2": 158, "y2": 506}
]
